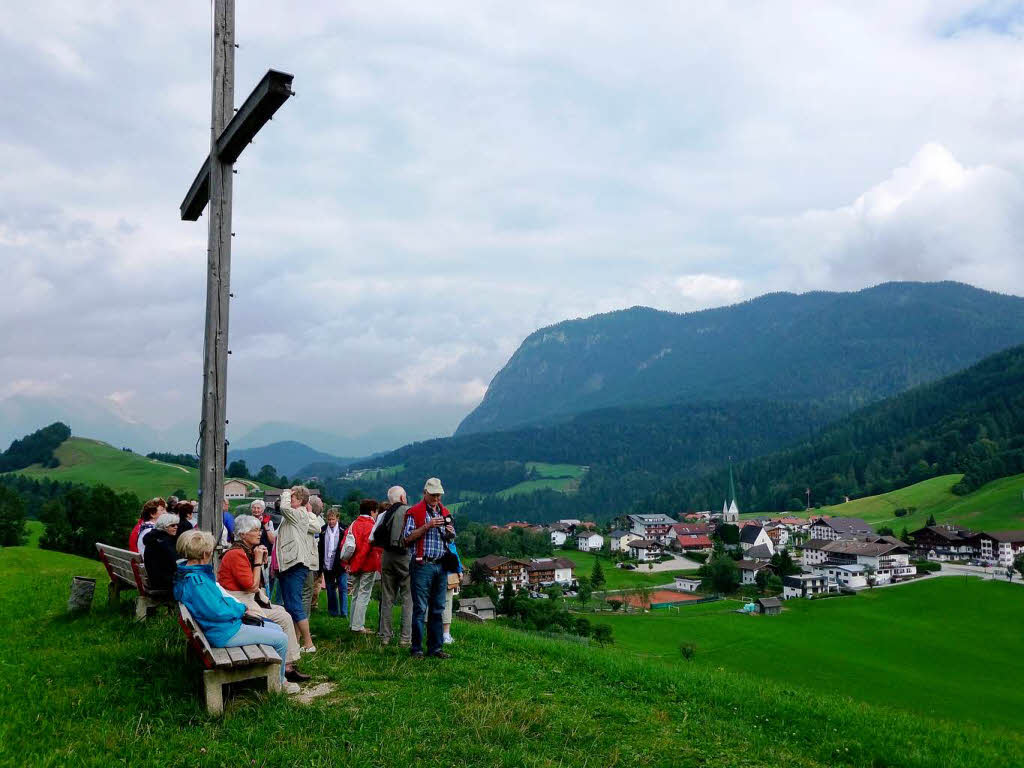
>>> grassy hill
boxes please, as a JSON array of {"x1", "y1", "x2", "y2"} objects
[
  {"x1": 0, "y1": 544, "x2": 1019, "y2": 766},
  {"x1": 12, "y1": 437, "x2": 273, "y2": 501},
  {"x1": 595, "y1": 577, "x2": 1024, "y2": 732},
  {"x1": 743, "y1": 472, "x2": 1024, "y2": 532}
]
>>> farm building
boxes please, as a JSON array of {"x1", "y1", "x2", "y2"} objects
[
  {"x1": 673, "y1": 576, "x2": 702, "y2": 593},
  {"x1": 809, "y1": 516, "x2": 872, "y2": 541},
  {"x1": 223, "y1": 479, "x2": 249, "y2": 498},
  {"x1": 457, "y1": 597, "x2": 495, "y2": 621},
  {"x1": 756, "y1": 597, "x2": 782, "y2": 615}
]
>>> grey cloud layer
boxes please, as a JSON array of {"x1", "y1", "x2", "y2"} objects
[{"x1": 2, "y1": 1, "x2": 1023, "y2": 450}]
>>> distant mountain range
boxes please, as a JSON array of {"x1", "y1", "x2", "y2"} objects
[
  {"x1": 457, "y1": 281, "x2": 1024, "y2": 435},
  {"x1": 226, "y1": 441, "x2": 357, "y2": 478}
]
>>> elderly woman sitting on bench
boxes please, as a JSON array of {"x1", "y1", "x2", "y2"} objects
[{"x1": 174, "y1": 530, "x2": 299, "y2": 694}]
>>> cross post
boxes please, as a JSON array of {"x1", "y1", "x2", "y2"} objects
[{"x1": 181, "y1": 0, "x2": 294, "y2": 540}]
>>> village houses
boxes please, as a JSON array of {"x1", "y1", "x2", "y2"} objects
[
  {"x1": 626, "y1": 513, "x2": 677, "y2": 541},
  {"x1": 576, "y1": 531, "x2": 604, "y2": 552},
  {"x1": 739, "y1": 524, "x2": 775, "y2": 555},
  {"x1": 628, "y1": 538, "x2": 662, "y2": 562},
  {"x1": 608, "y1": 529, "x2": 641, "y2": 552},
  {"x1": 808, "y1": 516, "x2": 873, "y2": 540}
]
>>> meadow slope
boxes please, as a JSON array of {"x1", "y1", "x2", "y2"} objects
[{"x1": 0, "y1": 544, "x2": 1020, "y2": 767}]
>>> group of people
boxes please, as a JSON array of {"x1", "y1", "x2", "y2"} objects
[{"x1": 127, "y1": 477, "x2": 460, "y2": 696}]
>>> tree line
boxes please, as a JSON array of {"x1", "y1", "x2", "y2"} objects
[{"x1": 0, "y1": 422, "x2": 70, "y2": 471}]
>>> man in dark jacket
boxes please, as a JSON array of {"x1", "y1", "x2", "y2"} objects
[
  {"x1": 143, "y1": 513, "x2": 180, "y2": 592},
  {"x1": 377, "y1": 486, "x2": 413, "y2": 646},
  {"x1": 318, "y1": 509, "x2": 348, "y2": 618}
]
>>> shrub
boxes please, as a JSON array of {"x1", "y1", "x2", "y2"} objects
[
  {"x1": 39, "y1": 485, "x2": 140, "y2": 559},
  {"x1": 607, "y1": 599, "x2": 623, "y2": 612},
  {"x1": 688, "y1": 552, "x2": 709, "y2": 563},
  {"x1": 574, "y1": 617, "x2": 592, "y2": 637},
  {"x1": 679, "y1": 642, "x2": 696, "y2": 661},
  {"x1": 894, "y1": 508, "x2": 908, "y2": 517},
  {"x1": 592, "y1": 624, "x2": 614, "y2": 646},
  {"x1": 912, "y1": 560, "x2": 941, "y2": 573},
  {"x1": 0, "y1": 485, "x2": 28, "y2": 546}
]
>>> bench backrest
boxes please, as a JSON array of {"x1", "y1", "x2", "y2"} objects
[{"x1": 95, "y1": 542, "x2": 142, "y2": 587}]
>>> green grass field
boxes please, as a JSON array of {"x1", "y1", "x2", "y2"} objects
[
  {"x1": 0, "y1": 544, "x2": 1019, "y2": 766},
  {"x1": 13, "y1": 437, "x2": 274, "y2": 501},
  {"x1": 742, "y1": 472, "x2": 1024, "y2": 532},
  {"x1": 556, "y1": 550, "x2": 698, "y2": 590},
  {"x1": 594, "y1": 577, "x2": 1024, "y2": 731},
  {"x1": 492, "y1": 463, "x2": 588, "y2": 499},
  {"x1": 524, "y1": 462, "x2": 588, "y2": 479}
]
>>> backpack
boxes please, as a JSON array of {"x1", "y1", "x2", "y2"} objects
[
  {"x1": 338, "y1": 523, "x2": 358, "y2": 563},
  {"x1": 372, "y1": 503, "x2": 408, "y2": 552}
]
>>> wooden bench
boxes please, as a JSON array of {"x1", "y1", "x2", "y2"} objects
[
  {"x1": 176, "y1": 603, "x2": 282, "y2": 714},
  {"x1": 94, "y1": 542, "x2": 172, "y2": 620}
]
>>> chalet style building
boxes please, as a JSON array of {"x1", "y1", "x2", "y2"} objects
[
  {"x1": 626, "y1": 513, "x2": 677, "y2": 541},
  {"x1": 976, "y1": 530, "x2": 1024, "y2": 567},
  {"x1": 474, "y1": 554, "x2": 576, "y2": 588},
  {"x1": 671, "y1": 523, "x2": 712, "y2": 551},
  {"x1": 525, "y1": 557, "x2": 575, "y2": 586},
  {"x1": 576, "y1": 531, "x2": 604, "y2": 552},
  {"x1": 608, "y1": 530, "x2": 641, "y2": 552},
  {"x1": 808, "y1": 539, "x2": 916, "y2": 588},
  {"x1": 737, "y1": 559, "x2": 772, "y2": 585},
  {"x1": 782, "y1": 573, "x2": 831, "y2": 599},
  {"x1": 808, "y1": 517, "x2": 873, "y2": 540},
  {"x1": 907, "y1": 525, "x2": 978, "y2": 561},
  {"x1": 628, "y1": 539, "x2": 663, "y2": 562},
  {"x1": 473, "y1": 554, "x2": 531, "y2": 589},
  {"x1": 739, "y1": 525, "x2": 775, "y2": 555}
]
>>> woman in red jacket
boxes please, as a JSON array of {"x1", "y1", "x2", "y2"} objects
[{"x1": 347, "y1": 499, "x2": 382, "y2": 634}]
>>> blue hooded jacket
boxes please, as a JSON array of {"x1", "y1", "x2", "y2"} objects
[{"x1": 173, "y1": 562, "x2": 246, "y2": 646}]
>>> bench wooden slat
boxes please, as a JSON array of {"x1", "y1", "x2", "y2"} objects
[
  {"x1": 208, "y1": 647, "x2": 232, "y2": 667},
  {"x1": 242, "y1": 644, "x2": 266, "y2": 663},
  {"x1": 258, "y1": 644, "x2": 281, "y2": 662},
  {"x1": 226, "y1": 647, "x2": 249, "y2": 666}
]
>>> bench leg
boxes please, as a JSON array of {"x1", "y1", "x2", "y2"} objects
[
  {"x1": 203, "y1": 670, "x2": 225, "y2": 715},
  {"x1": 108, "y1": 581, "x2": 120, "y2": 605},
  {"x1": 134, "y1": 596, "x2": 151, "y2": 621},
  {"x1": 267, "y1": 665, "x2": 282, "y2": 693}
]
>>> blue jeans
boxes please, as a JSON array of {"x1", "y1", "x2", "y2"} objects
[
  {"x1": 278, "y1": 564, "x2": 309, "y2": 623},
  {"x1": 325, "y1": 569, "x2": 348, "y2": 617},
  {"x1": 410, "y1": 561, "x2": 446, "y2": 655},
  {"x1": 223, "y1": 621, "x2": 288, "y2": 683}
]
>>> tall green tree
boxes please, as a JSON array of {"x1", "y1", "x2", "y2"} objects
[
  {"x1": 226, "y1": 459, "x2": 250, "y2": 479},
  {"x1": 575, "y1": 576, "x2": 592, "y2": 608},
  {"x1": 590, "y1": 559, "x2": 605, "y2": 590},
  {"x1": 499, "y1": 580, "x2": 516, "y2": 614},
  {"x1": 707, "y1": 555, "x2": 740, "y2": 594}
]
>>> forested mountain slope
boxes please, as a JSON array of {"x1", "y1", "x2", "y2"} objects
[
  {"x1": 651, "y1": 342, "x2": 1024, "y2": 515},
  {"x1": 457, "y1": 281, "x2": 1024, "y2": 435}
]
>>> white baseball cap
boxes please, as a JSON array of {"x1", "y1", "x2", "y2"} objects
[{"x1": 424, "y1": 477, "x2": 445, "y2": 495}]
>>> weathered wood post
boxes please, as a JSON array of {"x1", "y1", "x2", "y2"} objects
[
  {"x1": 197, "y1": 0, "x2": 236, "y2": 541},
  {"x1": 180, "y1": 1, "x2": 293, "y2": 542}
]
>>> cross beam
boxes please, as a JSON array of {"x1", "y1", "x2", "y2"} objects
[
  {"x1": 180, "y1": 69, "x2": 294, "y2": 221},
  {"x1": 182, "y1": 0, "x2": 294, "y2": 541}
]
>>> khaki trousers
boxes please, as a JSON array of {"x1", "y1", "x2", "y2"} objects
[{"x1": 227, "y1": 590, "x2": 301, "y2": 664}]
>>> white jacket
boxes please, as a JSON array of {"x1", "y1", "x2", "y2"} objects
[{"x1": 275, "y1": 489, "x2": 325, "y2": 572}]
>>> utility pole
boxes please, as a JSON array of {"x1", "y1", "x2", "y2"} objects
[{"x1": 180, "y1": 0, "x2": 294, "y2": 539}]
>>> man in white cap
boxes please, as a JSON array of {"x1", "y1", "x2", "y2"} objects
[{"x1": 402, "y1": 477, "x2": 455, "y2": 658}]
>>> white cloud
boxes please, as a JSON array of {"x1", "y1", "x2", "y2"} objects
[{"x1": 1, "y1": 2, "x2": 1023, "y2": 450}]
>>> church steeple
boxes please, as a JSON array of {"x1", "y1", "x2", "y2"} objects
[{"x1": 728, "y1": 458, "x2": 737, "y2": 507}]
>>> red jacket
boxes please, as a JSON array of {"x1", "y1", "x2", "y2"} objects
[
  {"x1": 405, "y1": 499, "x2": 452, "y2": 560},
  {"x1": 128, "y1": 519, "x2": 143, "y2": 553},
  {"x1": 347, "y1": 515, "x2": 382, "y2": 574}
]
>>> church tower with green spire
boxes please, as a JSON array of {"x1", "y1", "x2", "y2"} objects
[{"x1": 723, "y1": 458, "x2": 739, "y2": 524}]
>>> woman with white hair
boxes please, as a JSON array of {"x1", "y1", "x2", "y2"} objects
[
  {"x1": 217, "y1": 515, "x2": 310, "y2": 683},
  {"x1": 143, "y1": 513, "x2": 179, "y2": 592},
  {"x1": 175, "y1": 530, "x2": 298, "y2": 693}
]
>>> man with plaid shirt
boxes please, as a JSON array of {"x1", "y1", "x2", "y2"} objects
[{"x1": 402, "y1": 477, "x2": 455, "y2": 658}]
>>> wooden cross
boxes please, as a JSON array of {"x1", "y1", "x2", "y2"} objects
[{"x1": 179, "y1": 0, "x2": 294, "y2": 538}]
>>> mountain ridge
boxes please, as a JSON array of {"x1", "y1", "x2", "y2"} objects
[{"x1": 457, "y1": 281, "x2": 1024, "y2": 435}]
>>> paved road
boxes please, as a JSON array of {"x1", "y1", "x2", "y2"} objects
[
  {"x1": 625, "y1": 554, "x2": 704, "y2": 573},
  {"x1": 931, "y1": 563, "x2": 1023, "y2": 585}
]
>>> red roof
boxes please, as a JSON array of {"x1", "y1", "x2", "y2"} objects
[{"x1": 677, "y1": 534, "x2": 712, "y2": 548}]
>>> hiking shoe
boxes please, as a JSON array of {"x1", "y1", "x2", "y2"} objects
[
  {"x1": 429, "y1": 651, "x2": 451, "y2": 659},
  {"x1": 410, "y1": 650, "x2": 424, "y2": 658},
  {"x1": 300, "y1": 645, "x2": 317, "y2": 654},
  {"x1": 284, "y1": 682, "x2": 301, "y2": 694},
  {"x1": 285, "y1": 669, "x2": 312, "y2": 683}
]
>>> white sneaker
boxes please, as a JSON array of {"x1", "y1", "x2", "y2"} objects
[
  {"x1": 284, "y1": 681, "x2": 301, "y2": 694},
  {"x1": 300, "y1": 645, "x2": 317, "y2": 654},
  {"x1": 443, "y1": 633, "x2": 454, "y2": 644}
]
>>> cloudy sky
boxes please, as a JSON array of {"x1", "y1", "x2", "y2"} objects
[{"x1": 2, "y1": 1, "x2": 1024, "y2": 453}]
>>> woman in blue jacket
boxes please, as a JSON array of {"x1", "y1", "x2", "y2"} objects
[{"x1": 174, "y1": 529, "x2": 296, "y2": 692}]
